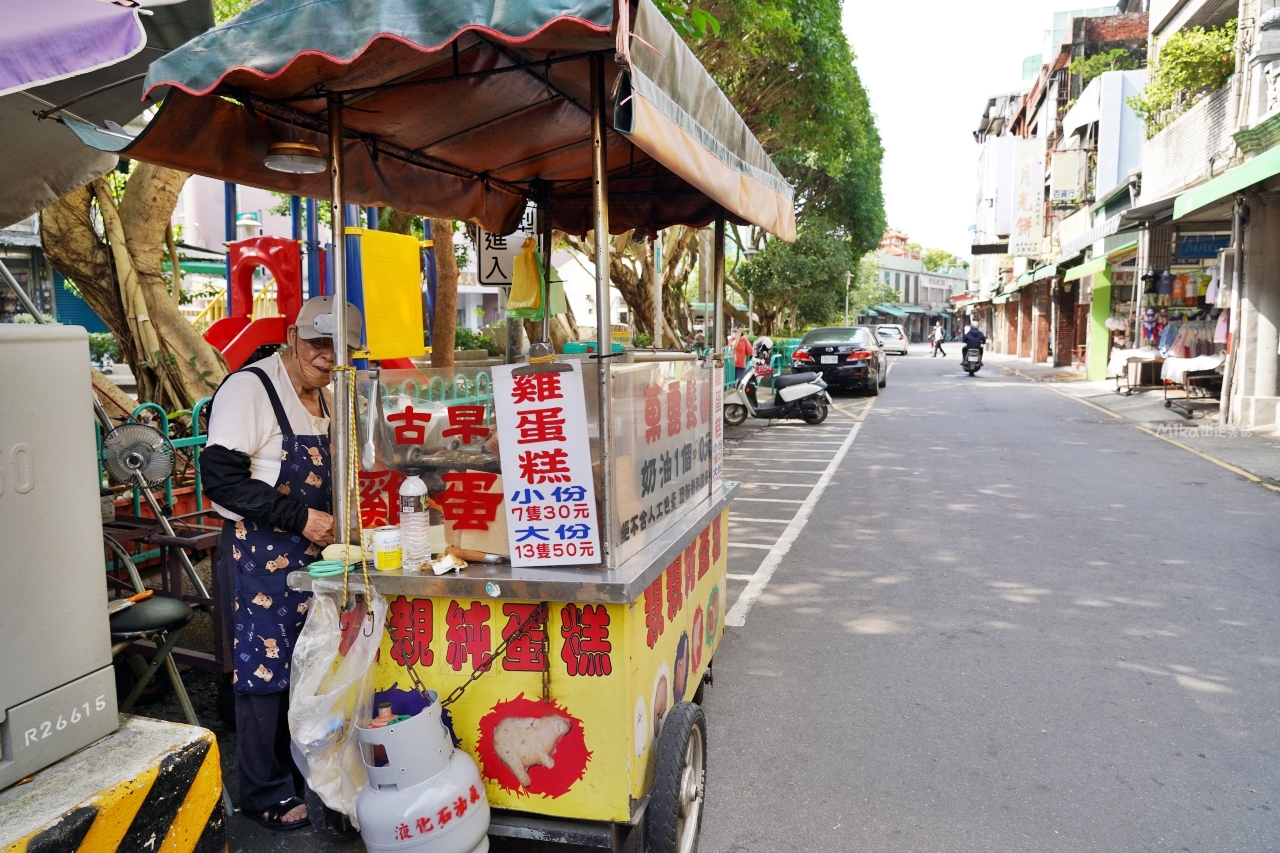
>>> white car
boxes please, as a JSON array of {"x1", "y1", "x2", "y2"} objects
[{"x1": 876, "y1": 324, "x2": 908, "y2": 355}]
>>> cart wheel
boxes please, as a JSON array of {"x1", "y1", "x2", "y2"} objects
[
  {"x1": 1164, "y1": 400, "x2": 1172, "y2": 408},
  {"x1": 645, "y1": 702, "x2": 706, "y2": 853},
  {"x1": 724, "y1": 404, "x2": 747, "y2": 426}
]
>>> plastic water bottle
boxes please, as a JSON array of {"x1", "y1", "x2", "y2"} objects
[{"x1": 399, "y1": 469, "x2": 430, "y2": 570}]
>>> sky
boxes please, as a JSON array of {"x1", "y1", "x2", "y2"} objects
[{"x1": 842, "y1": 0, "x2": 1091, "y2": 259}]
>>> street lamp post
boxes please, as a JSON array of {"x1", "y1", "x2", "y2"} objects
[{"x1": 844, "y1": 270, "x2": 852, "y2": 325}]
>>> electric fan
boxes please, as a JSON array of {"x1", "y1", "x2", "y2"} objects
[{"x1": 101, "y1": 422, "x2": 210, "y2": 601}]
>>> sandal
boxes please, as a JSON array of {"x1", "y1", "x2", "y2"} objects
[{"x1": 245, "y1": 796, "x2": 309, "y2": 832}]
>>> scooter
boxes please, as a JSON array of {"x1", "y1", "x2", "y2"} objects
[
  {"x1": 962, "y1": 347, "x2": 984, "y2": 376},
  {"x1": 724, "y1": 359, "x2": 832, "y2": 425}
]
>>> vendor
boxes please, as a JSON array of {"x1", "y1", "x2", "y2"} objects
[{"x1": 201, "y1": 295, "x2": 361, "y2": 831}]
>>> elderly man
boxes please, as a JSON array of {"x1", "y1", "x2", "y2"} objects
[{"x1": 201, "y1": 295, "x2": 360, "y2": 831}]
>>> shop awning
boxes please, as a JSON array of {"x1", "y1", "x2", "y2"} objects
[
  {"x1": 66, "y1": 0, "x2": 795, "y2": 240},
  {"x1": 871, "y1": 303, "x2": 908, "y2": 317},
  {"x1": 898, "y1": 305, "x2": 928, "y2": 314},
  {"x1": 1063, "y1": 256, "x2": 1106, "y2": 281},
  {"x1": 1012, "y1": 263, "x2": 1056, "y2": 288},
  {"x1": 1107, "y1": 239, "x2": 1138, "y2": 259},
  {"x1": 1174, "y1": 144, "x2": 1280, "y2": 220},
  {"x1": 1120, "y1": 194, "x2": 1176, "y2": 225}
]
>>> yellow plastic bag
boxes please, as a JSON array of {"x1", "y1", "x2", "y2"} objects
[{"x1": 506, "y1": 237, "x2": 544, "y2": 319}]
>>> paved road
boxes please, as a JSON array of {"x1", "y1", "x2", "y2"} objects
[{"x1": 700, "y1": 345, "x2": 1279, "y2": 852}]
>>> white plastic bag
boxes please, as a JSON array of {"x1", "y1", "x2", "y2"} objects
[{"x1": 289, "y1": 579, "x2": 386, "y2": 827}]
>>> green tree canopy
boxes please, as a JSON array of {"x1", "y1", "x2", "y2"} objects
[
  {"x1": 922, "y1": 248, "x2": 969, "y2": 272},
  {"x1": 1069, "y1": 48, "x2": 1140, "y2": 88},
  {"x1": 694, "y1": 0, "x2": 885, "y2": 255},
  {"x1": 1128, "y1": 20, "x2": 1236, "y2": 138},
  {"x1": 735, "y1": 218, "x2": 891, "y2": 333}
]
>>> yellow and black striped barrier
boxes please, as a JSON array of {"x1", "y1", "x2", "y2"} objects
[{"x1": 1, "y1": 717, "x2": 225, "y2": 853}]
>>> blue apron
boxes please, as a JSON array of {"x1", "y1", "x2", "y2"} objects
[{"x1": 224, "y1": 367, "x2": 331, "y2": 695}]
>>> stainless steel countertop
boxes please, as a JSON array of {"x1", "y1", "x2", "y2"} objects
[{"x1": 287, "y1": 482, "x2": 739, "y2": 604}]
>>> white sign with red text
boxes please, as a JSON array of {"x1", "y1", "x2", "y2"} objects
[{"x1": 492, "y1": 361, "x2": 601, "y2": 567}]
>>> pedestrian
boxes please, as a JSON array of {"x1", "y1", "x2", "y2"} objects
[
  {"x1": 201, "y1": 296, "x2": 361, "y2": 832},
  {"x1": 730, "y1": 324, "x2": 753, "y2": 373},
  {"x1": 931, "y1": 322, "x2": 946, "y2": 358}
]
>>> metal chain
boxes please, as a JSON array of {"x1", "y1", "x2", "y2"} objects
[
  {"x1": 331, "y1": 365, "x2": 371, "y2": 611},
  {"x1": 540, "y1": 600, "x2": 551, "y2": 704},
  {"x1": 386, "y1": 602, "x2": 548, "y2": 708}
]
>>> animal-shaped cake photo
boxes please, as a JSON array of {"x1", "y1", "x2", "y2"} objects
[{"x1": 493, "y1": 714, "x2": 572, "y2": 787}]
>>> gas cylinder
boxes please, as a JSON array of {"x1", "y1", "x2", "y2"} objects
[{"x1": 355, "y1": 693, "x2": 490, "y2": 853}]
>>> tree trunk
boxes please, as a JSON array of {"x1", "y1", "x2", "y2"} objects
[
  {"x1": 91, "y1": 366, "x2": 141, "y2": 424},
  {"x1": 562, "y1": 227, "x2": 698, "y2": 349},
  {"x1": 40, "y1": 166, "x2": 227, "y2": 413},
  {"x1": 430, "y1": 218, "x2": 458, "y2": 368}
]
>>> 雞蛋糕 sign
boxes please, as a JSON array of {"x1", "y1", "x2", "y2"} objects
[{"x1": 492, "y1": 362, "x2": 601, "y2": 566}]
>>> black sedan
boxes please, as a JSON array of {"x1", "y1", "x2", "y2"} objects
[{"x1": 791, "y1": 326, "x2": 886, "y2": 394}]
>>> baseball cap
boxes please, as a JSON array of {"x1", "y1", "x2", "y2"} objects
[{"x1": 295, "y1": 296, "x2": 362, "y2": 349}]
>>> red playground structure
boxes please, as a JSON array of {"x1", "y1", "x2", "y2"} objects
[{"x1": 203, "y1": 236, "x2": 303, "y2": 371}]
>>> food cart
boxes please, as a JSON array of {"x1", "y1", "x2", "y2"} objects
[{"x1": 65, "y1": 0, "x2": 795, "y2": 848}]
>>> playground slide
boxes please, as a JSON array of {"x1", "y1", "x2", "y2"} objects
[
  {"x1": 213, "y1": 317, "x2": 288, "y2": 371},
  {"x1": 203, "y1": 316, "x2": 250, "y2": 353}
]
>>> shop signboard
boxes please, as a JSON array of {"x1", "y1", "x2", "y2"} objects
[
  {"x1": 608, "y1": 362, "x2": 713, "y2": 566},
  {"x1": 477, "y1": 205, "x2": 538, "y2": 286},
  {"x1": 492, "y1": 361, "x2": 601, "y2": 567},
  {"x1": 1175, "y1": 234, "x2": 1231, "y2": 261},
  {"x1": 1009, "y1": 138, "x2": 1045, "y2": 257}
]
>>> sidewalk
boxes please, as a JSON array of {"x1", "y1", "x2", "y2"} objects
[{"x1": 985, "y1": 352, "x2": 1280, "y2": 486}]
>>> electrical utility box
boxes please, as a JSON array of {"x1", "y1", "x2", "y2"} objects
[{"x1": 0, "y1": 325, "x2": 118, "y2": 790}]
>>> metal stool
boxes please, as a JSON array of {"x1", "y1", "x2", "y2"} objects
[{"x1": 110, "y1": 596, "x2": 197, "y2": 719}]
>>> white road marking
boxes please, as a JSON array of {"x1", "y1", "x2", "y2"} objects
[
  {"x1": 739, "y1": 482, "x2": 817, "y2": 487},
  {"x1": 729, "y1": 517, "x2": 793, "y2": 524},
  {"x1": 725, "y1": 451, "x2": 838, "y2": 457},
  {"x1": 724, "y1": 468, "x2": 828, "y2": 474},
  {"x1": 732, "y1": 497, "x2": 806, "y2": 503},
  {"x1": 727, "y1": 573, "x2": 757, "y2": 581},
  {"x1": 739, "y1": 439, "x2": 847, "y2": 445},
  {"x1": 729, "y1": 542, "x2": 774, "y2": 549},
  {"x1": 726, "y1": 421, "x2": 863, "y2": 627}
]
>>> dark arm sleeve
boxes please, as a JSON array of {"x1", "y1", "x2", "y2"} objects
[{"x1": 201, "y1": 444, "x2": 311, "y2": 534}]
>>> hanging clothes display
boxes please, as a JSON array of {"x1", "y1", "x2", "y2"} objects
[
  {"x1": 1214, "y1": 308, "x2": 1230, "y2": 344},
  {"x1": 1165, "y1": 319, "x2": 1215, "y2": 358},
  {"x1": 1204, "y1": 265, "x2": 1220, "y2": 305}
]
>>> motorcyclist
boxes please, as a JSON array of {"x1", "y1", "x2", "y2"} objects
[{"x1": 961, "y1": 325, "x2": 986, "y2": 364}]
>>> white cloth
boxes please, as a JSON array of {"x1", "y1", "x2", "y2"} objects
[
  {"x1": 1106, "y1": 346, "x2": 1161, "y2": 379},
  {"x1": 1160, "y1": 353, "x2": 1225, "y2": 384},
  {"x1": 206, "y1": 353, "x2": 331, "y2": 521}
]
